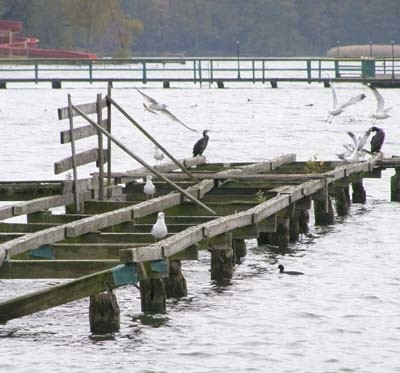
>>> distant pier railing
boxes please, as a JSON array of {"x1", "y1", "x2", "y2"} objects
[{"x1": 0, "y1": 57, "x2": 399, "y2": 88}]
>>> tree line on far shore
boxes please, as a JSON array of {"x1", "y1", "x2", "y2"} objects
[{"x1": 1, "y1": 0, "x2": 399, "y2": 57}]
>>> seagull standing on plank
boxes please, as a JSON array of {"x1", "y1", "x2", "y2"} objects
[
  {"x1": 136, "y1": 88, "x2": 198, "y2": 133},
  {"x1": 143, "y1": 175, "x2": 156, "y2": 199},
  {"x1": 369, "y1": 85, "x2": 392, "y2": 123},
  {"x1": 327, "y1": 84, "x2": 366, "y2": 123},
  {"x1": 151, "y1": 212, "x2": 168, "y2": 242},
  {"x1": 153, "y1": 146, "x2": 165, "y2": 164}
]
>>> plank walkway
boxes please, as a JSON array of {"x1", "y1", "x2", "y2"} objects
[{"x1": 0, "y1": 152, "x2": 390, "y2": 324}]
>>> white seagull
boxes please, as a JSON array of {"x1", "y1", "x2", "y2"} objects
[
  {"x1": 151, "y1": 211, "x2": 168, "y2": 242},
  {"x1": 153, "y1": 146, "x2": 165, "y2": 164},
  {"x1": 369, "y1": 85, "x2": 392, "y2": 122},
  {"x1": 143, "y1": 175, "x2": 156, "y2": 199},
  {"x1": 327, "y1": 84, "x2": 366, "y2": 123},
  {"x1": 338, "y1": 128, "x2": 371, "y2": 163},
  {"x1": 136, "y1": 88, "x2": 198, "y2": 133}
]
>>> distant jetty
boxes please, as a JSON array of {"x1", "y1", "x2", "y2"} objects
[
  {"x1": 0, "y1": 20, "x2": 96, "y2": 59},
  {"x1": 326, "y1": 43, "x2": 400, "y2": 58}
]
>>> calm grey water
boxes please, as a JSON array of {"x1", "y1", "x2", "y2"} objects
[{"x1": 1, "y1": 80, "x2": 400, "y2": 373}]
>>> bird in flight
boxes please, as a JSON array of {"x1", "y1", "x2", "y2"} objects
[
  {"x1": 193, "y1": 130, "x2": 210, "y2": 157},
  {"x1": 369, "y1": 85, "x2": 392, "y2": 123},
  {"x1": 327, "y1": 84, "x2": 366, "y2": 123},
  {"x1": 337, "y1": 128, "x2": 371, "y2": 163},
  {"x1": 136, "y1": 88, "x2": 198, "y2": 132}
]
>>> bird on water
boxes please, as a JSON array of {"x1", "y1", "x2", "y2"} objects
[
  {"x1": 136, "y1": 88, "x2": 198, "y2": 132},
  {"x1": 278, "y1": 264, "x2": 304, "y2": 275},
  {"x1": 151, "y1": 212, "x2": 168, "y2": 242},
  {"x1": 370, "y1": 126, "x2": 385, "y2": 153},
  {"x1": 143, "y1": 175, "x2": 156, "y2": 199},
  {"x1": 193, "y1": 130, "x2": 210, "y2": 157},
  {"x1": 327, "y1": 84, "x2": 366, "y2": 123}
]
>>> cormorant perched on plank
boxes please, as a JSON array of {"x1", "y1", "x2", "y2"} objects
[
  {"x1": 193, "y1": 130, "x2": 210, "y2": 156},
  {"x1": 370, "y1": 126, "x2": 385, "y2": 153}
]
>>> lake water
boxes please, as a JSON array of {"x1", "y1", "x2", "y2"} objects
[{"x1": 0, "y1": 80, "x2": 400, "y2": 372}]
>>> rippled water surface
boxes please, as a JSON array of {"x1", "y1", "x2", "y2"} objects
[{"x1": 1, "y1": 79, "x2": 400, "y2": 372}]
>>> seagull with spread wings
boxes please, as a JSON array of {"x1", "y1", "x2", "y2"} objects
[
  {"x1": 369, "y1": 85, "x2": 392, "y2": 123},
  {"x1": 136, "y1": 88, "x2": 198, "y2": 132},
  {"x1": 327, "y1": 84, "x2": 366, "y2": 123}
]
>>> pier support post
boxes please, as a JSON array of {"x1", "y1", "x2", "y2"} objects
[
  {"x1": 276, "y1": 216, "x2": 290, "y2": 248},
  {"x1": 313, "y1": 195, "x2": 335, "y2": 225},
  {"x1": 289, "y1": 209, "x2": 301, "y2": 243},
  {"x1": 391, "y1": 168, "x2": 400, "y2": 202},
  {"x1": 0, "y1": 81, "x2": 6, "y2": 89},
  {"x1": 163, "y1": 80, "x2": 170, "y2": 88},
  {"x1": 299, "y1": 209, "x2": 310, "y2": 234},
  {"x1": 209, "y1": 233, "x2": 234, "y2": 281},
  {"x1": 352, "y1": 180, "x2": 366, "y2": 204},
  {"x1": 335, "y1": 186, "x2": 350, "y2": 216},
  {"x1": 217, "y1": 80, "x2": 224, "y2": 88},
  {"x1": 140, "y1": 279, "x2": 166, "y2": 314},
  {"x1": 52, "y1": 80, "x2": 62, "y2": 89},
  {"x1": 270, "y1": 79, "x2": 278, "y2": 88},
  {"x1": 89, "y1": 289, "x2": 120, "y2": 334},
  {"x1": 232, "y1": 238, "x2": 246, "y2": 263},
  {"x1": 164, "y1": 260, "x2": 187, "y2": 299}
]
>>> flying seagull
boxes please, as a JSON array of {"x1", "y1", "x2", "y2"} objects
[
  {"x1": 151, "y1": 211, "x2": 168, "y2": 242},
  {"x1": 327, "y1": 84, "x2": 366, "y2": 123},
  {"x1": 369, "y1": 85, "x2": 392, "y2": 123},
  {"x1": 338, "y1": 128, "x2": 371, "y2": 163},
  {"x1": 136, "y1": 88, "x2": 198, "y2": 132},
  {"x1": 193, "y1": 130, "x2": 210, "y2": 157}
]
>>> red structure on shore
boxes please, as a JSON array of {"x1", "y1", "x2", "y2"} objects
[{"x1": 0, "y1": 20, "x2": 96, "y2": 59}]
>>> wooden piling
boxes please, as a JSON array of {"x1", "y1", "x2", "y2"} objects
[
  {"x1": 140, "y1": 278, "x2": 166, "y2": 313},
  {"x1": 313, "y1": 196, "x2": 335, "y2": 225},
  {"x1": 164, "y1": 260, "x2": 187, "y2": 298},
  {"x1": 335, "y1": 187, "x2": 349, "y2": 216},
  {"x1": 391, "y1": 168, "x2": 400, "y2": 202},
  {"x1": 217, "y1": 80, "x2": 224, "y2": 88},
  {"x1": 209, "y1": 233, "x2": 234, "y2": 281},
  {"x1": 232, "y1": 238, "x2": 246, "y2": 263},
  {"x1": 163, "y1": 80, "x2": 170, "y2": 88},
  {"x1": 270, "y1": 79, "x2": 278, "y2": 88},
  {"x1": 298, "y1": 209, "x2": 310, "y2": 234},
  {"x1": 289, "y1": 210, "x2": 301, "y2": 243},
  {"x1": 352, "y1": 180, "x2": 366, "y2": 204},
  {"x1": 89, "y1": 290, "x2": 120, "y2": 334}
]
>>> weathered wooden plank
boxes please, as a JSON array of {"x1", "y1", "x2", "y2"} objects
[
  {"x1": 120, "y1": 243, "x2": 163, "y2": 263},
  {"x1": 1, "y1": 225, "x2": 66, "y2": 258},
  {"x1": 60, "y1": 118, "x2": 108, "y2": 144},
  {"x1": 203, "y1": 210, "x2": 253, "y2": 238},
  {"x1": 114, "y1": 156, "x2": 207, "y2": 180},
  {"x1": 54, "y1": 148, "x2": 107, "y2": 174},
  {"x1": 61, "y1": 177, "x2": 98, "y2": 195},
  {"x1": 0, "y1": 206, "x2": 13, "y2": 221},
  {"x1": 161, "y1": 226, "x2": 204, "y2": 258},
  {"x1": 0, "y1": 259, "x2": 119, "y2": 279},
  {"x1": 132, "y1": 193, "x2": 182, "y2": 219},
  {"x1": 0, "y1": 223, "x2": 56, "y2": 233},
  {"x1": 13, "y1": 195, "x2": 74, "y2": 216},
  {"x1": 58, "y1": 98, "x2": 107, "y2": 120},
  {"x1": 65, "y1": 208, "x2": 133, "y2": 238},
  {"x1": 0, "y1": 265, "x2": 123, "y2": 323},
  {"x1": 252, "y1": 195, "x2": 291, "y2": 223}
]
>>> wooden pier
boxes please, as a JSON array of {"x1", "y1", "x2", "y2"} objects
[
  {"x1": 0, "y1": 56, "x2": 399, "y2": 88},
  {"x1": 0, "y1": 90, "x2": 400, "y2": 333}
]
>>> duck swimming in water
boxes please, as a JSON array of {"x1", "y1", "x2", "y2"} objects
[{"x1": 278, "y1": 264, "x2": 304, "y2": 275}]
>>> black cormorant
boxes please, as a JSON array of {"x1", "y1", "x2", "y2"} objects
[
  {"x1": 278, "y1": 264, "x2": 304, "y2": 275},
  {"x1": 193, "y1": 130, "x2": 210, "y2": 156},
  {"x1": 370, "y1": 126, "x2": 385, "y2": 153}
]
